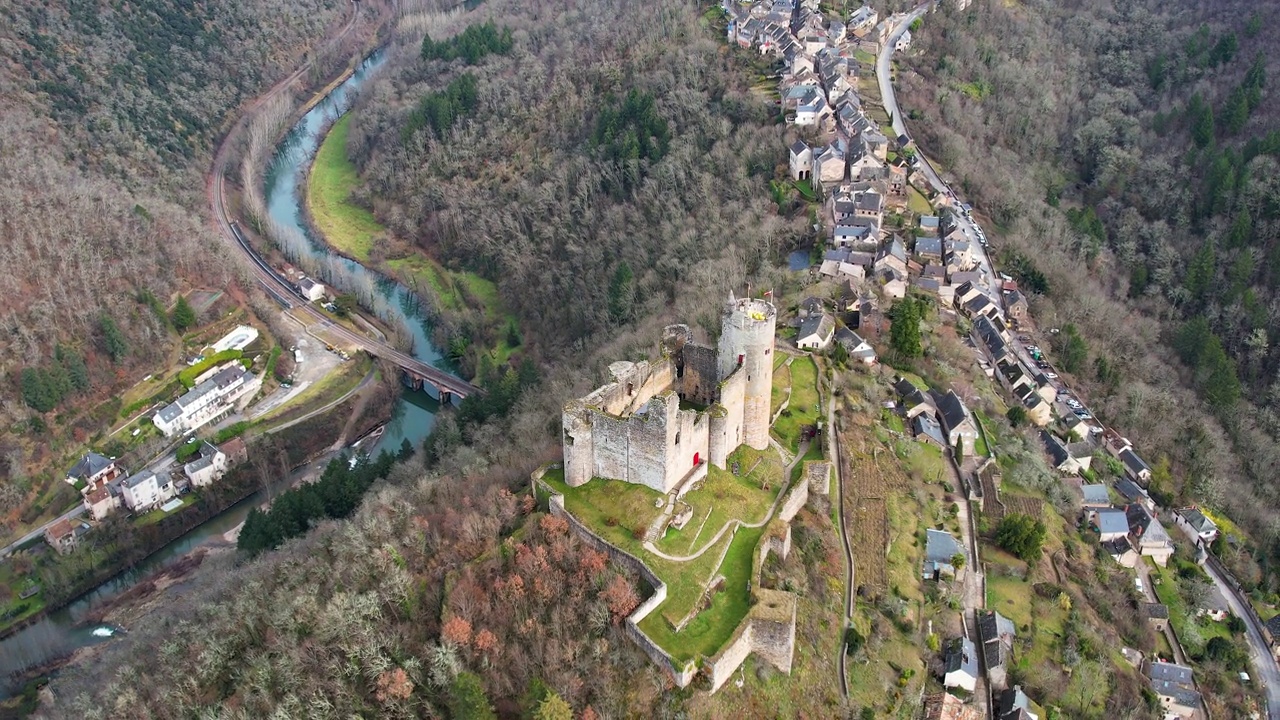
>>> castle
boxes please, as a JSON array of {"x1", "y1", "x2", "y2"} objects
[{"x1": 562, "y1": 295, "x2": 778, "y2": 493}]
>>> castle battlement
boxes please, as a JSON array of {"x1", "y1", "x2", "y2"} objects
[{"x1": 562, "y1": 298, "x2": 777, "y2": 493}]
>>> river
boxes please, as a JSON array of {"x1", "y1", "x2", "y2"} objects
[{"x1": 0, "y1": 49, "x2": 450, "y2": 695}]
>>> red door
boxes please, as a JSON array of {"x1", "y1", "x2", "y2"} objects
[{"x1": 693, "y1": 452, "x2": 700, "y2": 466}]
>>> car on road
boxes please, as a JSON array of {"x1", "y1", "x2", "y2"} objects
[
  {"x1": 1066, "y1": 400, "x2": 1082, "y2": 409},
  {"x1": 1074, "y1": 411, "x2": 1092, "y2": 420},
  {"x1": 1045, "y1": 372, "x2": 1058, "y2": 379},
  {"x1": 1135, "y1": 577, "x2": 1144, "y2": 593}
]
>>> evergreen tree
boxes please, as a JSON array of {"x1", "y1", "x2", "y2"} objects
[
  {"x1": 607, "y1": 262, "x2": 635, "y2": 323},
  {"x1": 171, "y1": 295, "x2": 197, "y2": 331},
  {"x1": 995, "y1": 513, "x2": 1047, "y2": 562},
  {"x1": 534, "y1": 692, "x2": 574, "y2": 720},
  {"x1": 99, "y1": 314, "x2": 129, "y2": 362},
  {"x1": 888, "y1": 297, "x2": 923, "y2": 358},
  {"x1": 56, "y1": 345, "x2": 90, "y2": 393},
  {"x1": 448, "y1": 672, "x2": 496, "y2": 720}
]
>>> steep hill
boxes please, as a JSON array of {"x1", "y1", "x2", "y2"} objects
[
  {"x1": 0, "y1": 0, "x2": 358, "y2": 519},
  {"x1": 901, "y1": 0, "x2": 1280, "y2": 585}
]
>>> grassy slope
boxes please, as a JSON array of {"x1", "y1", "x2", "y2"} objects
[{"x1": 307, "y1": 115, "x2": 382, "y2": 261}]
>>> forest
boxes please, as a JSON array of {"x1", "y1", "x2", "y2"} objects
[
  {"x1": 901, "y1": 0, "x2": 1280, "y2": 590},
  {"x1": 0, "y1": 0, "x2": 360, "y2": 529},
  {"x1": 33, "y1": 0, "x2": 822, "y2": 715}
]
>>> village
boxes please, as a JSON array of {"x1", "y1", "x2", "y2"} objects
[{"x1": 539, "y1": 0, "x2": 1280, "y2": 716}]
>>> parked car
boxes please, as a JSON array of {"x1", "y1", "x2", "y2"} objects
[
  {"x1": 1074, "y1": 411, "x2": 1092, "y2": 420},
  {"x1": 1045, "y1": 372, "x2": 1058, "y2": 379}
]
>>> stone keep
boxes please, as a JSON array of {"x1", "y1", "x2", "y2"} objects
[
  {"x1": 562, "y1": 295, "x2": 777, "y2": 493},
  {"x1": 717, "y1": 296, "x2": 777, "y2": 451}
]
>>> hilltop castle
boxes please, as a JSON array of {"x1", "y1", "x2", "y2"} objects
[{"x1": 562, "y1": 295, "x2": 777, "y2": 493}]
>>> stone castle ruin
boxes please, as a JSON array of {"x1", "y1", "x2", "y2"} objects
[{"x1": 562, "y1": 295, "x2": 777, "y2": 494}]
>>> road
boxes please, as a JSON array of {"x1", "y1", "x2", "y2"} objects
[
  {"x1": 204, "y1": 10, "x2": 478, "y2": 401},
  {"x1": 1205, "y1": 555, "x2": 1280, "y2": 719}
]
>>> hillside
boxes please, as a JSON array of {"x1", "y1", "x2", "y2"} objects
[
  {"x1": 337, "y1": 0, "x2": 800, "y2": 376},
  {"x1": 900, "y1": 0, "x2": 1280, "y2": 587},
  {"x1": 0, "y1": 0, "x2": 359, "y2": 526}
]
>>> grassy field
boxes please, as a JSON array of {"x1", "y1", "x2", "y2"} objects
[
  {"x1": 1150, "y1": 561, "x2": 1233, "y2": 650},
  {"x1": 773, "y1": 356, "x2": 819, "y2": 452},
  {"x1": 771, "y1": 361, "x2": 792, "y2": 416},
  {"x1": 907, "y1": 185, "x2": 932, "y2": 215},
  {"x1": 308, "y1": 115, "x2": 383, "y2": 261},
  {"x1": 641, "y1": 526, "x2": 766, "y2": 661},
  {"x1": 134, "y1": 493, "x2": 197, "y2": 526}
]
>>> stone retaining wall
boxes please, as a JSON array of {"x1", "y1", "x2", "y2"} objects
[{"x1": 778, "y1": 474, "x2": 809, "y2": 522}]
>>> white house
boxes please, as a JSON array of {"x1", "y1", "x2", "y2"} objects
[
  {"x1": 184, "y1": 442, "x2": 229, "y2": 488},
  {"x1": 943, "y1": 636, "x2": 979, "y2": 693},
  {"x1": 65, "y1": 452, "x2": 122, "y2": 488},
  {"x1": 120, "y1": 470, "x2": 173, "y2": 512},
  {"x1": 1093, "y1": 508, "x2": 1129, "y2": 543},
  {"x1": 797, "y1": 314, "x2": 835, "y2": 350},
  {"x1": 1174, "y1": 507, "x2": 1220, "y2": 545},
  {"x1": 297, "y1": 277, "x2": 326, "y2": 302},
  {"x1": 849, "y1": 5, "x2": 878, "y2": 34},
  {"x1": 836, "y1": 327, "x2": 877, "y2": 364},
  {"x1": 788, "y1": 140, "x2": 813, "y2": 181},
  {"x1": 153, "y1": 363, "x2": 262, "y2": 437},
  {"x1": 895, "y1": 28, "x2": 913, "y2": 52},
  {"x1": 1128, "y1": 503, "x2": 1175, "y2": 567},
  {"x1": 792, "y1": 86, "x2": 831, "y2": 127}
]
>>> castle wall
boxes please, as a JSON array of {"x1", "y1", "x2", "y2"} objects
[
  {"x1": 715, "y1": 367, "x2": 747, "y2": 466},
  {"x1": 680, "y1": 343, "x2": 720, "y2": 407},
  {"x1": 804, "y1": 460, "x2": 831, "y2": 496},
  {"x1": 584, "y1": 359, "x2": 676, "y2": 417},
  {"x1": 778, "y1": 476, "x2": 809, "y2": 523},
  {"x1": 665, "y1": 409, "x2": 710, "y2": 491},
  {"x1": 708, "y1": 407, "x2": 729, "y2": 468}
]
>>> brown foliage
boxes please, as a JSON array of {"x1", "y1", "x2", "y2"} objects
[
  {"x1": 375, "y1": 667, "x2": 414, "y2": 703},
  {"x1": 600, "y1": 575, "x2": 641, "y2": 624}
]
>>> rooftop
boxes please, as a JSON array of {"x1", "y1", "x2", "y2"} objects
[
  {"x1": 66, "y1": 452, "x2": 113, "y2": 480},
  {"x1": 1080, "y1": 483, "x2": 1109, "y2": 505}
]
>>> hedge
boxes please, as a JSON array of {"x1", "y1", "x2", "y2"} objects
[{"x1": 178, "y1": 349, "x2": 243, "y2": 389}]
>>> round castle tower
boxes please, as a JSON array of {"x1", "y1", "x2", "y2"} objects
[{"x1": 717, "y1": 295, "x2": 777, "y2": 451}]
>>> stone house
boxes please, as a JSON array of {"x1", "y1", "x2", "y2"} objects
[
  {"x1": 978, "y1": 610, "x2": 1017, "y2": 690},
  {"x1": 1144, "y1": 602, "x2": 1170, "y2": 632},
  {"x1": 930, "y1": 389, "x2": 979, "y2": 456},
  {"x1": 1127, "y1": 503, "x2": 1174, "y2": 567},
  {"x1": 1146, "y1": 661, "x2": 1201, "y2": 719},
  {"x1": 83, "y1": 484, "x2": 120, "y2": 521},
  {"x1": 44, "y1": 518, "x2": 89, "y2": 555},
  {"x1": 183, "y1": 442, "x2": 229, "y2": 488},
  {"x1": 848, "y1": 5, "x2": 878, "y2": 34},
  {"x1": 1118, "y1": 447, "x2": 1152, "y2": 485},
  {"x1": 923, "y1": 693, "x2": 982, "y2": 720},
  {"x1": 1004, "y1": 289, "x2": 1028, "y2": 322},
  {"x1": 943, "y1": 636, "x2": 978, "y2": 692},
  {"x1": 923, "y1": 528, "x2": 964, "y2": 580},
  {"x1": 813, "y1": 142, "x2": 847, "y2": 194},
  {"x1": 788, "y1": 140, "x2": 812, "y2": 181}
]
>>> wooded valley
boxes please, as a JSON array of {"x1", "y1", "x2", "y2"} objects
[{"x1": 901, "y1": 0, "x2": 1280, "y2": 590}]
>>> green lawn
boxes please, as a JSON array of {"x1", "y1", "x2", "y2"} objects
[
  {"x1": 308, "y1": 115, "x2": 383, "y2": 261},
  {"x1": 134, "y1": 493, "x2": 197, "y2": 526},
  {"x1": 897, "y1": 439, "x2": 946, "y2": 484},
  {"x1": 1150, "y1": 562, "x2": 1233, "y2": 651},
  {"x1": 907, "y1": 186, "x2": 932, "y2": 215},
  {"x1": 794, "y1": 178, "x2": 817, "y2": 202},
  {"x1": 772, "y1": 356, "x2": 819, "y2": 452},
  {"x1": 882, "y1": 409, "x2": 905, "y2": 433},
  {"x1": 771, "y1": 361, "x2": 792, "y2": 416},
  {"x1": 386, "y1": 255, "x2": 520, "y2": 365},
  {"x1": 854, "y1": 49, "x2": 877, "y2": 65}
]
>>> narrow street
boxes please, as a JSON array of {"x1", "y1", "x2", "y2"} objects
[{"x1": 1204, "y1": 556, "x2": 1280, "y2": 720}]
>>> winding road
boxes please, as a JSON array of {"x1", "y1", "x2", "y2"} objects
[{"x1": 205, "y1": 12, "x2": 478, "y2": 401}]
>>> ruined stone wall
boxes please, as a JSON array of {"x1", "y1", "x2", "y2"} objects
[
  {"x1": 747, "y1": 590, "x2": 797, "y2": 673},
  {"x1": 805, "y1": 460, "x2": 831, "y2": 496},
  {"x1": 588, "y1": 392, "x2": 681, "y2": 493},
  {"x1": 708, "y1": 406, "x2": 730, "y2": 468},
  {"x1": 584, "y1": 359, "x2": 676, "y2": 417},
  {"x1": 534, "y1": 469, "x2": 696, "y2": 688},
  {"x1": 562, "y1": 405, "x2": 595, "y2": 487},
  {"x1": 681, "y1": 343, "x2": 720, "y2": 407},
  {"x1": 666, "y1": 409, "x2": 710, "y2": 491},
  {"x1": 778, "y1": 475, "x2": 809, "y2": 523},
  {"x1": 705, "y1": 622, "x2": 756, "y2": 692}
]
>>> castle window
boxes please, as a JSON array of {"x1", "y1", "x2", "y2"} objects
[
  {"x1": 738, "y1": 354, "x2": 744, "y2": 366},
  {"x1": 627, "y1": 383, "x2": 633, "y2": 396},
  {"x1": 675, "y1": 432, "x2": 681, "y2": 445}
]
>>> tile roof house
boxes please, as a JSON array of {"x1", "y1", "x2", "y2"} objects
[
  {"x1": 1040, "y1": 431, "x2": 1076, "y2": 473},
  {"x1": 1146, "y1": 661, "x2": 1201, "y2": 718},
  {"x1": 1127, "y1": 503, "x2": 1174, "y2": 567},
  {"x1": 919, "y1": 215, "x2": 940, "y2": 234},
  {"x1": 895, "y1": 378, "x2": 935, "y2": 420},
  {"x1": 915, "y1": 236, "x2": 943, "y2": 261},
  {"x1": 44, "y1": 518, "x2": 90, "y2": 555},
  {"x1": 912, "y1": 413, "x2": 946, "y2": 448},
  {"x1": 1173, "y1": 507, "x2": 1219, "y2": 545},
  {"x1": 997, "y1": 686, "x2": 1038, "y2": 720},
  {"x1": 835, "y1": 327, "x2": 877, "y2": 364},
  {"x1": 788, "y1": 140, "x2": 812, "y2": 181},
  {"x1": 1092, "y1": 508, "x2": 1130, "y2": 542},
  {"x1": 978, "y1": 610, "x2": 1017, "y2": 690},
  {"x1": 923, "y1": 528, "x2": 964, "y2": 580},
  {"x1": 65, "y1": 452, "x2": 123, "y2": 489},
  {"x1": 1115, "y1": 477, "x2": 1154, "y2": 512},
  {"x1": 1118, "y1": 447, "x2": 1152, "y2": 484},
  {"x1": 1004, "y1": 289, "x2": 1028, "y2": 321},
  {"x1": 923, "y1": 693, "x2": 982, "y2": 720},
  {"x1": 83, "y1": 483, "x2": 120, "y2": 521},
  {"x1": 929, "y1": 389, "x2": 979, "y2": 456},
  {"x1": 797, "y1": 314, "x2": 835, "y2": 350},
  {"x1": 943, "y1": 636, "x2": 979, "y2": 692}
]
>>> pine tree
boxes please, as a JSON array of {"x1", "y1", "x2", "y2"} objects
[
  {"x1": 171, "y1": 296, "x2": 197, "y2": 331},
  {"x1": 100, "y1": 314, "x2": 129, "y2": 362}
]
